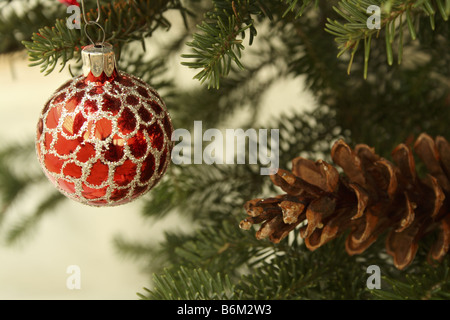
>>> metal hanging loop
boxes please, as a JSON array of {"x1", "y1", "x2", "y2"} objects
[
  {"x1": 81, "y1": 0, "x2": 101, "y2": 24},
  {"x1": 80, "y1": 0, "x2": 105, "y2": 46},
  {"x1": 84, "y1": 21, "x2": 106, "y2": 46}
]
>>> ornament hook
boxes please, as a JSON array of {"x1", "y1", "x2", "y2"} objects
[{"x1": 80, "y1": 0, "x2": 105, "y2": 46}]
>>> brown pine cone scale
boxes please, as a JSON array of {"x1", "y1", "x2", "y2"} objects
[{"x1": 240, "y1": 133, "x2": 450, "y2": 270}]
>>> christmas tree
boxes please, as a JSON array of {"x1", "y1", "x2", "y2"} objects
[{"x1": 0, "y1": 0, "x2": 449, "y2": 300}]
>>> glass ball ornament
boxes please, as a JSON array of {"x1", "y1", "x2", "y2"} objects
[{"x1": 35, "y1": 43, "x2": 174, "y2": 206}]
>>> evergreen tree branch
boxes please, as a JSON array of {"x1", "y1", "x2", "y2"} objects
[
  {"x1": 22, "y1": 0, "x2": 189, "y2": 75},
  {"x1": 277, "y1": 2, "x2": 449, "y2": 154},
  {"x1": 1, "y1": 0, "x2": 448, "y2": 301},
  {"x1": 128, "y1": 107, "x2": 354, "y2": 298},
  {"x1": 163, "y1": 217, "x2": 277, "y2": 276},
  {"x1": 118, "y1": 50, "x2": 174, "y2": 92},
  {"x1": 0, "y1": 0, "x2": 62, "y2": 54},
  {"x1": 4, "y1": 191, "x2": 65, "y2": 245},
  {"x1": 168, "y1": 37, "x2": 286, "y2": 130},
  {"x1": 141, "y1": 164, "x2": 263, "y2": 222},
  {"x1": 0, "y1": 141, "x2": 43, "y2": 225},
  {"x1": 371, "y1": 256, "x2": 450, "y2": 299},
  {"x1": 181, "y1": 0, "x2": 271, "y2": 88},
  {"x1": 139, "y1": 266, "x2": 243, "y2": 299},
  {"x1": 282, "y1": 0, "x2": 318, "y2": 18},
  {"x1": 325, "y1": 0, "x2": 450, "y2": 78}
]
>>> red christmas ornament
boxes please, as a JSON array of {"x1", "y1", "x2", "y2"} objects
[
  {"x1": 58, "y1": 0, "x2": 79, "y2": 6},
  {"x1": 36, "y1": 43, "x2": 174, "y2": 206}
]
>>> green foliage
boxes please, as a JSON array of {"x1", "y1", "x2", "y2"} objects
[
  {"x1": 0, "y1": 140, "x2": 66, "y2": 245},
  {"x1": 0, "y1": 0, "x2": 61, "y2": 54},
  {"x1": 118, "y1": 48, "x2": 174, "y2": 92},
  {"x1": 0, "y1": 141, "x2": 40, "y2": 220},
  {"x1": 372, "y1": 255, "x2": 450, "y2": 300},
  {"x1": 0, "y1": 142, "x2": 35, "y2": 220},
  {"x1": 138, "y1": 233, "x2": 395, "y2": 300},
  {"x1": 236, "y1": 238, "x2": 370, "y2": 300},
  {"x1": 181, "y1": 0, "x2": 270, "y2": 88},
  {"x1": 275, "y1": 0, "x2": 450, "y2": 155},
  {"x1": 20, "y1": 0, "x2": 190, "y2": 74},
  {"x1": 4, "y1": 191, "x2": 65, "y2": 245},
  {"x1": 282, "y1": 0, "x2": 319, "y2": 18},
  {"x1": 5, "y1": 0, "x2": 448, "y2": 87},
  {"x1": 140, "y1": 267, "x2": 243, "y2": 299},
  {"x1": 325, "y1": 0, "x2": 450, "y2": 78},
  {"x1": 0, "y1": 0, "x2": 449, "y2": 300}
]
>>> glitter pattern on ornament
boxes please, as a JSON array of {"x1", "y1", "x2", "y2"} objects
[{"x1": 36, "y1": 44, "x2": 173, "y2": 206}]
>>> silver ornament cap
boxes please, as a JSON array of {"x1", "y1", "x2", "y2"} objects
[{"x1": 82, "y1": 43, "x2": 116, "y2": 77}]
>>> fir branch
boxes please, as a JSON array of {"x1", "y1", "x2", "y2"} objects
[
  {"x1": 0, "y1": 164, "x2": 29, "y2": 222},
  {"x1": 181, "y1": 0, "x2": 269, "y2": 88},
  {"x1": 371, "y1": 256, "x2": 450, "y2": 299},
  {"x1": 168, "y1": 218, "x2": 277, "y2": 276},
  {"x1": 113, "y1": 234, "x2": 159, "y2": 262},
  {"x1": 282, "y1": 0, "x2": 319, "y2": 18},
  {"x1": 140, "y1": 106, "x2": 347, "y2": 225},
  {"x1": 139, "y1": 267, "x2": 243, "y2": 299},
  {"x1": 0, "y1": 141, "x2": 42, "y2": 223},
  {"x1": 4, "y1": 191, "x2": 65, "y2": 245},
  {"x1": 0, "y1": 1, "x2": 61, "y2": 54},
  {"x1": 235, "y1": 233, "x2": 394, "y2": 300},
  {"x1": 325, "y1": 0, "x2": 449, "y2": 78},
  {"x1": 131, "y1": 108, "x2": 352, "y2": 297},
  {"x1": 169, "y1": 38, "x2": 285, "y2": 130},
  {"x1": 171, "y1": 48, "x2": 284, "y2": 137},
  {"x1": 143, "y1": 233, "x2": 385, "y2": 300},
  {"x1": 0, "y1": 140, "x2": 68, "y2": 244},
  {"x1": 141, "y1": 164, "x2": 263, "y2": 222},
  {"x1": 237, "y1": 252, "x2": 327, "y2": 299},
  {"x1": 118, "y1": 50, "x2": 173, "y2": 92},
  {"x1": 269, "y1": 4, "x2": 349, "y2": 97},
  {"x1": 274, "y1": 106, "x2": 350, "y2": 170},
  {"x1": 22, "y1": 0, "x2": 189, "y2": 75}
]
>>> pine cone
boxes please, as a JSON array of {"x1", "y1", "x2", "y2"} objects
[{"x1": 240, "y1": 133, "x2": 450, "y2": 270}]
